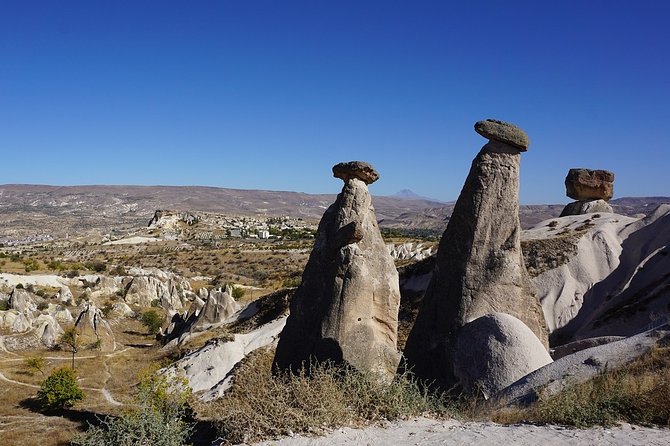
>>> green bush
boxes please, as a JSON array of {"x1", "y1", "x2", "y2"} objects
[
  {"x1": 231, "y1": 286, "x2": 246, "y2": 300},
  {"x1": 37, "y1": 367, "x2": 84, "y2": 410},
  {"x1": 141, "y1": 310, "x2": 163, "y2": 334},
  {"x1": 72, "y1": 365, "x2": 193, "y2": 446}
]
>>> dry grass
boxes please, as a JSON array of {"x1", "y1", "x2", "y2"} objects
[
  {"x1": 493, "y1": 346, "x2": 670, "y2": 427},
  {"x1": 0, "y1": 318, "x2": 175, "y2": 445},
  {"x1": 195, "y1": 348, "x2": 450, "y2": 444}
]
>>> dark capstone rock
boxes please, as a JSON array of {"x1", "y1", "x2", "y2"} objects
[
  {"x1": 474, "y1": 119, "x2": 529, "y2": 151},
  {"x1": 332, "y1": 161, "x2": 380, "y2": 185}
]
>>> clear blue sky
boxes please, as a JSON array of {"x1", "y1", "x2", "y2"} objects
[{"x1": 1, "y1": 1, "x2": 668, "y2": 203}]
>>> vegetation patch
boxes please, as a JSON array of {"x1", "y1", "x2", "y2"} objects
[
  {"x1": 195, "y1": 348, "x2": 450, "y2": 444},
  {"x1": 495, "y1": 346, "x2": 670, "y2": 427}
]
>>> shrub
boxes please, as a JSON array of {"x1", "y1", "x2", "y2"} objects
[
  {"x1": 141, "y1": 310, "x2": 163, "y2": 334},
  {"x1": 24, "y1": 355, "x2": 46, "y2": 377},
  {"x1": 85, "y1": 261, "x2": 107, "y2": 273},
  {"x1": 36, "y1": 301, "x2": 49, "y2": 311},
  {"x1": 195, "y1": 348, "x2": 448, "y2": 444},
  {"x1": 231, "y1": 286, "x2": 246, "y2": 300},
  {"x1": 37, "y1": 367, "x2": 84, "y2": 410},
  {"x1": 72, "y1": 365, "x2": 193, "y2": 446}
]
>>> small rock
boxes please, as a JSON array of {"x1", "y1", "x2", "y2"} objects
[{"x1": 474, "y1": 119, "x2": 529, "y2": 151}]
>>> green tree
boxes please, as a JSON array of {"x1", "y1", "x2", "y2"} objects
[
  {"x1": 37, "y1": 367, "x2": 84, "y2": 410},
  {"x1": 24, "y1": 355, "x2": 46, "y2": 377},
  {"x1": 141, "y1": 310, "x2": 163, "y2": 335},
  {"x1": 60, "y1": 327, "x2": 79, "y2": 370}
]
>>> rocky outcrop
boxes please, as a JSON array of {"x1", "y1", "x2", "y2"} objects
[
  {"x1": 194, "y1": 285, "x2": 240, "y2": 329},
  {"x1": 453, "y1": 313, "x2": 552, "y2": 398},
  {"x1": 35, "y1": 314, "x2": 64, "y2": 348},
  {"x1": 522, "y1": 213, "x2": 636, "y2": 333},
  {"x1": 48, "y1": 303, "x2": 74, "y2": 323},
  {"x1": 386, "y1": 242, "x2": 434, "y2": 262},
  {"x1": 74, "y1": 303, "x2": 115, "y2": 351},
  {"x1": 561, "y1": 169, "x2": 615, "y2": 216},
  {"x1": 273, "y1": 161, "x2": 401, "y2": 379},
  {"x1": 501, "y1": 323, "x2": 670, "y2": 405},
  {"x1": 402, "y1": 119, "x2": 548, "y2": 391},
  {"x1": 123, "y1": 268, "x2": 194, "y2": 312},
  {"x1": 9, "y1": 288, "x2": 35, "y2": 314},
  {"x1": 57, "y1": 286, "x2": 74, "y2": 304},
  {"x1": 560, "y1": 199, "x2": 612, "y2": 217},
  {"x1": 553, "y1": 204, "x2": 670, "y2": 343}
]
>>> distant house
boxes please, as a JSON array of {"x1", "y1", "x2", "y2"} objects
[
  {"x1": 229, "y1": 228, "x2": 242, "y2": 238},
  {"x1": 258, "y1": 230, "x2": 270, "y2": 239}
]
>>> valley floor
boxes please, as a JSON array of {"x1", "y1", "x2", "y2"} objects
[{"x1": 248, "y1": 417, "x2": 670, "y2": 446}]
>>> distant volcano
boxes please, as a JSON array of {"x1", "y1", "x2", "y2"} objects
[{"x1": 390, "y1": 189, "x2": 446, "y2": 203}]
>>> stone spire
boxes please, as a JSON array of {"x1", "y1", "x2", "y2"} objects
[
  {"x1": 273, "y1": 161, "x2": 401, "y2": 379},
  {"x1": 401, "y1": 119, "x2": 548, "y2": 391}
]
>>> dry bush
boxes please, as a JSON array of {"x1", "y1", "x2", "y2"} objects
[
  {"x1": 494, "y1": 346, "x2": 670, "y2": 427},
  {"x1": 195, "y1": 348, "x2": 449, "y2": 444}
]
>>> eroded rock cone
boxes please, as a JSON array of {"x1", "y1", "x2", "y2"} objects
[
  {"x1": 273, "y1": 161, "x2": 401, "y2": 379},
  {"x1": 401, "y1": 119, "x2": 548, "y2": 391}
]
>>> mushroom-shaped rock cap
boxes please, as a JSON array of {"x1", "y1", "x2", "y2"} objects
[
  {"x1": 332, "y1": 161, "x2": 380, "y2": 184},
  {"x1": 474, "y1": 119, "x2": 529, "y2": 151}
]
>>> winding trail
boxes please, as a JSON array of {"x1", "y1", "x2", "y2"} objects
[{"x1": 0, "y1": 345, "x2": 132, "y2": 407}]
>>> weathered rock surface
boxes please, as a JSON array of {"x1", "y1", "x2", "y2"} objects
[
  {"x1": 551, "y1": 336, "x2": 624, "y2": 360},
  {"x1": 9, "y1": 288, "x2": 35, "y2": 314},
  {"x1": 57, "y1": 286, "x2": 74, "y2": 304},
  {"x1": 500, "y1": 323, "x2": 670, "y2": 405},
  {"x1": 35, "y1": 314, "x2": 64, "y2": 348},
  {"x1": 521, "y1": 213, "x2": 636, "y2": 333},
  {"x1": 123, "y1": 268, "x2": 193, "y2": 312},
  {"x1": 386, "y1": 242, "x2": 434, "y2": 262},
  {"x1": 453, "y1": 313, "x2": 552, "y2": 398},
  {"x1": 474, "y1": 119, "x2": 529, "y2": 151},
  {"x1": 560, "y1": 199, "x2": 613, "y2": 217},
  {"x1": 565, "y1": 168, "x2": 614, "y2": 201},
  {"x1": 74, "y1": 303, "x2": 116, "y2": 351},
  {"x1": 194, "y1": 285, "x2": 240, "y2": 329},
  {"x1": 167, "y1": 315, "x2": 287, "y2": 401},
  {"x1": 273, "y1": 161, "x2": 401, "y2": 379},
  {"x1": 332, "y1": 161, "x2": 380, "y2": 185},
  {"x1": 553, "y1": 204, "x2": 670, "y2": 343},
  {"x1": 48, "y1": 303, "x2": 74, "y2": 323},
  {"x1": 402, "y1": 121, "x2": 547, "y2": 391}
]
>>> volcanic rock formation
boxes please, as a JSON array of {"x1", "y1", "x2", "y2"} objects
[
  {"x1": 401, "y1": 119, "x2": 548, "y2": 391},
  {"x1": 560, "y1": 169, "x2": 615, "y2": 216},
  {"x1": 273, "y1": 161, "x2": 401, "y2": 379},
  {"x1": 453, "y1": 313, "x2": 552, "y2": 398}
]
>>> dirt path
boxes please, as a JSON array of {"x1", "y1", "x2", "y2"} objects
[{"x1": 249, "y1": 417, "x2": 670, "y2": 446}]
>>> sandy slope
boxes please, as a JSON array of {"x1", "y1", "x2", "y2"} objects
[{"x1": 248, "y1": 417, "x2": 670, "y2": 446}]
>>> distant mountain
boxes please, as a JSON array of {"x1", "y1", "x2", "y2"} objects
[
  {"x1": 389, "y1": 189, "x2": 445, "y2": 204},
  {"x1": 0, "y1": 184, "x2": 667, "y2": 241}
]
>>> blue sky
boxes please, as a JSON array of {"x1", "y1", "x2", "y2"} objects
[{"x1": 1, "y1": 1, "x2": 668, "y2": 203}]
